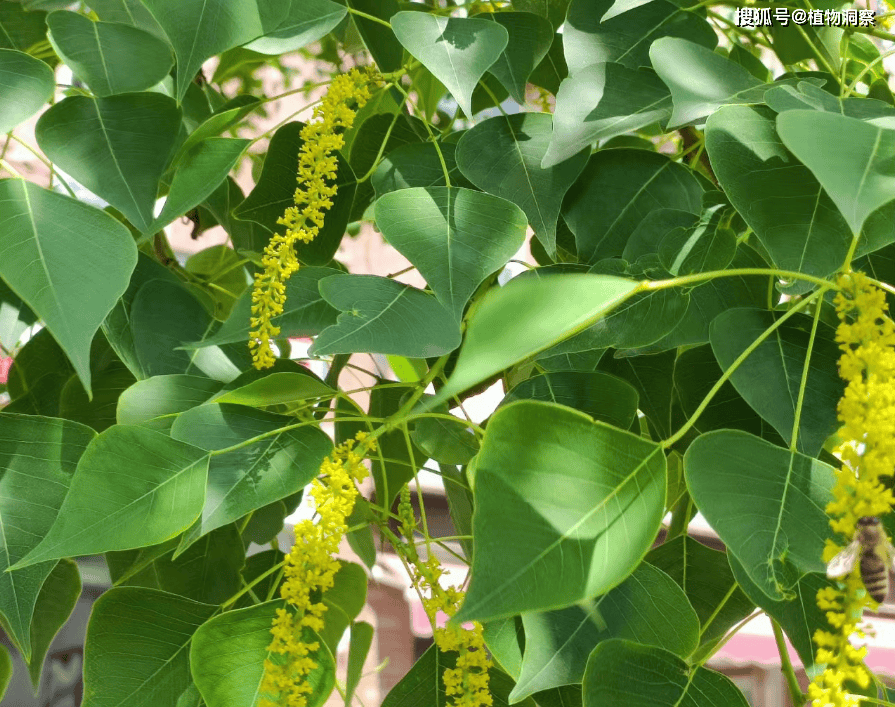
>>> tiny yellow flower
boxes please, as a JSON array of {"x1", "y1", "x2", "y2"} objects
[
  {"x1": 250, "y1": 68, "x2": 378, "y2": 369},
  {"x1": 259, "y1": 434, "x2": 374, "y2": 707},
  {"x1": 809, "y1": 272, "x2": 895, "y2": 707}
]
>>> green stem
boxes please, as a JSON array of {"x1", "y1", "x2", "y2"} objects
[
  {"x1": 345, "y1": 6, "x2": 392, "y2": 28},
  {"x1": 789, "y1": 294, "x2": 824, "y2": 451},
  {"x1": 221, "y1": 558, "x2": 286, "y2": 609},
  {"x1": 662, "y1": 288, "x2": 827, "y2": 448},
  {"x1": 390, "y1": 81, "x2": 451, "y2": 187},
  {"x1": 772, "y1": 619, "x2": 807, "y2": 705},
  {"x1": 384, "y1": 355, "x2": 450, "y2": 429}
]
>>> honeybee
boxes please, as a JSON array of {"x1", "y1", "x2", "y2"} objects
[{"x1": 826, "y1": 516, "x2": 895, "y2": 604}]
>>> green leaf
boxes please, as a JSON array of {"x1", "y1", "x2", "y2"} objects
[
  {"x1": 346, "y1": 622, "x2": 374, "y2": 706},
  {"x1": 131, "y1": 279, "x2": 251, "y2": 382},
  {"x1": 87, "y1": 0, "x2": 166, "y2": 39},
  {"x1": 0, "y1": 48, "x2": 54, "y2": 133},
  {"x1": 318, "y1": 562, "x2": 367, "y2": 653},
  {"x1": 502, "y1": 370, "x2": 638, "y2": 430},
  {"x1": 141, "y1": 0, "x2": 281, "y2": 101},
  {"x1": 455, "y1": 401, "x2": 666, "y2": 623},
  {"x1": 46, "y1": 11, "x2": 173, "y2": 96},
  {"x1": 374, "y1": 187, "x2": 528, "y2": 321},
  {"x1": 563, "y1": 0, "x2": 716, "y2": 74},
  {"x1": 765, "y1": 81, "x2": 895, "y2": 120},
  {"x1": 0, "y1": 278, "x2": 36, "y2": 350},
  {"x1": 427, "y1": 274, "x2": 637, "y2": 407},
  {"x1": 12, "y1": 425, "x2": 209, "y2": 569},
  {"x1": 777, "y1": 110, "x2": 895, "y2": 235},
  {"x1": 25, "y1": 558, "x2": 80, "y2": 688},
  {"x1": 0, "y1": 179, "x2": 137, "y2": 394},
  {"x1": 382, "y1": 643, "x2": 536, "y2": 707},
  {"x1": 562, "y1": 150, "x2": 703, "y2": 264},
  {"x1": 346, "y1": 0, "x2": 402, "y2": 72},
  {"x1": 390, "y1": 12, "x2": 508, "y2": 119},
  {"x1": 245, "y1": 0, "x2": 347, "y2": 55},
  {"x1": 170, "y1": 403, "x2": 331, "y2": 552},
  {"x1": 152, "y1": 138, "x2": 250, "y2": 231},
  {"x1": 59, "y1": 359, "x2": 137, "y2": 432},
  {"x1": 372, "y1": 142, "x2": 473, "y2": 197},
  {"x1": 117, "y1": 374, "x2": 223, "y2": 431},
  {"x1": 673, "y1": 344, "x2": 784, "y2": 442},
  {"x1": 0, "y1": 1, "x2": 48, "y2": 52},
  {"x1": 0, "y1": 415, "x2": 94, "y2": 659},
  {"x1": 35, "y1": 94, "x2": 181, "y2": 232},
  {"x1": 410, "y1": 408, "x2": 479, "y2": 466},
  {"x1": 4, "y1": 327, "x2": 73, "y2": 415},
  {"x1": 658, "y1": 204, "x2": 735, "y2": 276},
  {"x1": 456, "y1": 114, "x2": 588, "y2": 257},
  {"x1": 191, "y1": 600, "x2": 335, "y2": 707},
  {"x1": 154, "y1": 525, "x2": 245, "y2": 604},
  {"x1": 541, "y1": 63, "x2": 671, "y2": 168},
  {"x1": 84, "y1": 587, "x2": 217, "y2": 707},
  {"x1": 512, "y1": 563, "x2": 699, "y2": 701},
  {"x1": 649, "y1": 38, "x2": 766, "y2": 128},
  {"x1": 600, "y1": 349, "x2": 676, "y2": 438},
  {"x1": 175, "y1": 95, "x2": 260, "y2": 161},
  {"x1": 705, "y1": 105, "x2": 852, "y2": 289},
  {"x1": 582, "y1": 639, "x2": 750, "y2": 706},
  {"x1": 685, "y1": 430, "x2": 835, "y2": 600},
  {"x1": 233, "y1": 122, "x2": 356, "y2": 265},
  {"x1": 310, "y1": 274, "x2": 461, "y2": 358},
  {"x1": 530, "y1": 31, "x2": 567, "y2": 95},
  {"x1": 483, "y1": 616, "x2": 525, "y2": 679},
  {"x1": 710, "y1": 308, "x2": 843, "y2": 457},
  {"x1": 215, "y1": 371, "x2": 333, "y2": 407},
  {"x1": 486, "y1": 12, "x2": 553, "y2": 103},
  {"x1": 190, "y1": 266, "x2": 340, "y2": 349},
  {"x1": 729, "y1": 556, "x2": 831, "y2": 669},
  {"x1": 646, "y1": 536, "x2": 754, "y2": 660}
]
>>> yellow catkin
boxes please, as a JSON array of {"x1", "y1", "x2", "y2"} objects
[
  {"x1": 398, "y1": 486, "x2": 493, "y2": 707},
  {"x1": 259, "y1": 433, "x2": 374, "y2": 707},
  {"x1": 808, "y1": 272, "x2": 895, "y2": 707},
  {"x1": 249, "y1": 67, "x2": 378, "y2": 369}
]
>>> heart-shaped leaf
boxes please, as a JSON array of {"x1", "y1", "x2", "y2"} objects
[
  {"x1": 84, "y1": 587, "x2": 217, "y2": 707},
  {"x1": 390, "y1": 12, "x2": 508, "y2": 119},
  {"x1": 710, "y1": 308, "x2": 843, "y2": 456},
  {"x1": 245, "y1": 0, "x2": 347, "y2": 55},
  {"x1": 11, "y1": 425, "x2": 209, "y2": 569},
  {"x1": 512, "y1": 563, "x2": 698, "y2": 700},
  {"x1": 191, "y1": 600, "x2": 335, "y2": 707},
  {"x1": 685, "y1": 430, "x2": 835, "y2": 599},
  {"x1": 0, "y1": 48, "x2": 54, "y2": 133},
  {"x1": 562, "y1": 150, "x2": 703, "y2": 264},
  {"x1": 428, "y1": 274, "x2": 638, "y2": 407},
  {"x1": 0, "y1": 179, "x2": 137, "y2": 393},
  {"x1": 456, "y1": 114, "x2": 588, "y2": 256},
  {"x1": 310, "y1": 274, "x2": 461, "y2": 358},
  {"x1": 542, "y1": 63, "x2": 671, "y2": 168},
  {"x1": 486, "y1": 12, "x2": 553, "y2": 103},
  {"x1": 583, "y1": 639, "x2": 749, "y2": 706},
  {"x1": 778, "y1": 110, "x2": 895, "y2": 234},
  {"x1": 35, "y1": 93, "x2": 181, "y2": 233},
  {"x1": 47, "y1": 11, "x2": 173, "y2": 96},
  {"x1": 375, "y1": 187, "x2": 528, "y2": 321},
  {"x1": 170, "y1": 403, "x2": 331, "y2": 552},
  {"x1": 0, "y1": 415, "x2": 94, "y2": 659},
  {"x1": 455, "y1": 401, "x2": 666, "y2": 623}
]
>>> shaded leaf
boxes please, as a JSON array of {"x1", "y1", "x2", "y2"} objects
[
  {"x1": 26, "y1": 558, "x2": 81, "y2": 688},
  {"x1": 0, "y1": 48, "x2": 54, "y2": 133},
  {"x1": 117, "y1": 374, "x2": 223, "y2": 431},
  {"x1": 456, "y1": 401, "x2": 666, "y2": 623},
  {"x1": 372, "y1": 142, "x2": 473, "y2": 197},
  {"x1": 246, "y1": 0, "x2": 346, "y2": 55},
  {"x1": 155, "y1": 525, "x2": 245, "y2": 604},
  {"x1": 487, "y1": 12, "x2": 554, "y2": 103}
]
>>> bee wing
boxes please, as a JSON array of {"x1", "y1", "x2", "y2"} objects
[{"x1": 827, "y1": 540, "x2": 860, "y2": 579}]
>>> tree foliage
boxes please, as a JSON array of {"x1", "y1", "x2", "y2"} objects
[{"x1": 1, "y1": 0, "x2": 895, "y2": 705}]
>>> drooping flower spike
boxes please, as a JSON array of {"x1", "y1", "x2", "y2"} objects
[
  {"x1": 249, "y1": 67, "x2": 379, "y2": 369},
  {"x1": 808, "y1": 272, "x2": 895, "y2": 707}
]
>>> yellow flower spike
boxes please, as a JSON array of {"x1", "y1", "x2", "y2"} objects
[
  {"x1": 808, "y1": 272, "x2": 895, "y2": 707},
  {"x1": 259, "y1": 434, "x2": 373, "y2": 707},
  {"x1": 249, "y1": 67, "x2": 379, "y2": 369},
  {"x1": 397, "y1": 485, "x2": 492, "y2": 707}
]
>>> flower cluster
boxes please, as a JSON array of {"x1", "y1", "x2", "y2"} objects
[
  {"x1": 259, "y1": 433, "x2": 373, "y2": 707},
  {"x1": 808, "y1": 272, "x2": 895, "y2": 707},
  {"x1": 249, "y1": 67, "x2": 378, "y2": 369},
  {"x1": 398, "y1": 486, "x2": 492, "y2": 707}
]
